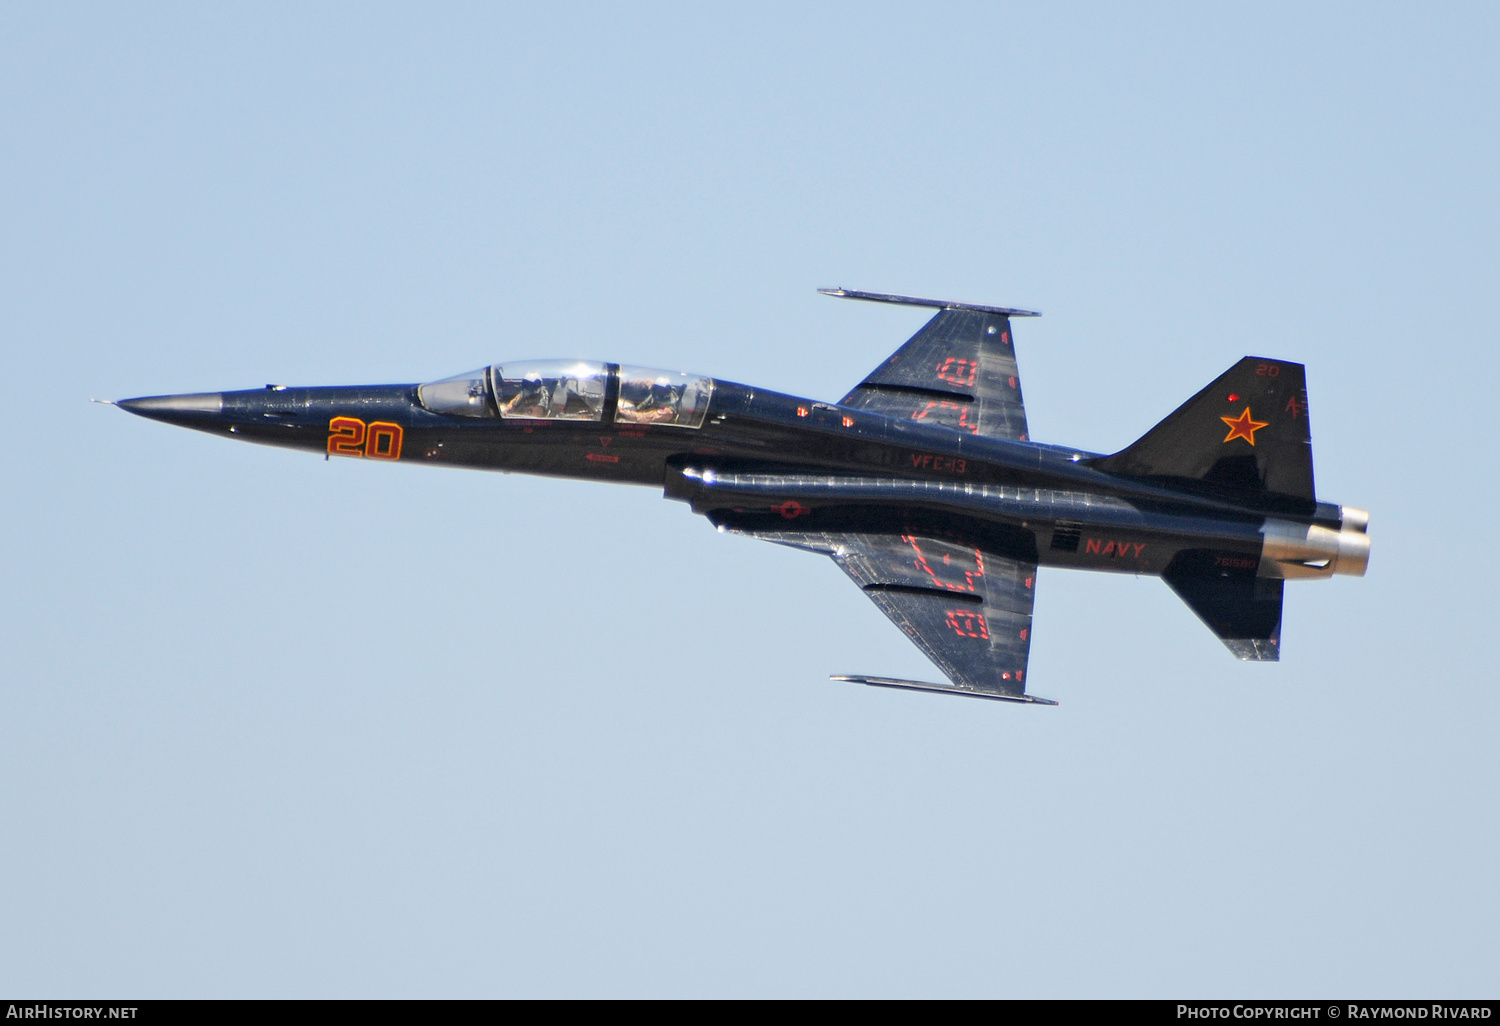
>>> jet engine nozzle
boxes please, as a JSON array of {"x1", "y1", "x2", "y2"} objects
[{"x1": 1260, "y1": 519, "x2": 1371, "y2": 579}]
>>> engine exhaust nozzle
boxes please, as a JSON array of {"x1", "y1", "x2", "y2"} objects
[{"x1": 1261, "y1": 518, "x2": 1371, "y2": 579}]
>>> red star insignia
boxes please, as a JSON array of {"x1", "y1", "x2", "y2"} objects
[{"x1": 1221, "y1": 407, "x2": 1269, "y2": 445}]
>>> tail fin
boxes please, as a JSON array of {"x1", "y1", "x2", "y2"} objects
[{"x1": 1087, "y1": 357, "x2": 1315, "y2": 507}]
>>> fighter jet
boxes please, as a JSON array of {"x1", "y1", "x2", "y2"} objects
[{"x1": 115, "y1": 289, "x2": 1369, "y2": 705}]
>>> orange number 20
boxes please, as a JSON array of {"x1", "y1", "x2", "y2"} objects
[{"x1": 328, "y1": 417, "x2": 403, "y2": 460}]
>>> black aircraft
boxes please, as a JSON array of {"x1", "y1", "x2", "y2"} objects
[{"x1": 114, "y1": 289, "x2": 1369, "y2": 705}]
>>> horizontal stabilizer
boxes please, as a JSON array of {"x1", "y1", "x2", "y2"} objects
[
  {"x1": 1163, "y1": 550, "x2": 1285, "y2": 661},
  {"x1": 819, "y1": 287, "x2": 1040, "y2": 318},
  {"x1": 832, "y1": 675, "x2": 1058, "y2": 705}
]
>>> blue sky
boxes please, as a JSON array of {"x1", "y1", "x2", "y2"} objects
[{"x1": 2, "y1": 2, "x2": 1496, "y2": 996}]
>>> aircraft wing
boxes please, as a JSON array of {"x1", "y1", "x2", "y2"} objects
[
  {"x1": 714, "y1": 513, "x2": 1053, "y2": 703},
  {"x1": 824, "y1": 289, "x2": 1039, "y2": 441}
]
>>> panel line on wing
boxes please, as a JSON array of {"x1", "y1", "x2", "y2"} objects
[
  {"x1": 850, "y1": 382, "x2": 977, "y2": 402},
  {"x1": 862, "y1": 583, "x2": 985, "y2": 604}
]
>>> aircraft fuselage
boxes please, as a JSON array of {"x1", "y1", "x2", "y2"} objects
[{"x1": 118, "y1": 377, "x2": 1365, "y2": 584}]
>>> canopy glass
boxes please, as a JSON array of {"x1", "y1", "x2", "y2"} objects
[{"x1": 418, "y1": 362, "x2": 714, "y2": 428}]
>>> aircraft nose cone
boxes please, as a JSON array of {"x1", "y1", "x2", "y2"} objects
[{"x1": 117, "y1": 392, "x2": 225, "y2": 424}]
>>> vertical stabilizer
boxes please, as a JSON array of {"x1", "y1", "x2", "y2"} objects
[{"x1": 1088, "y1": 357, "x2": 1315, "y2": 506}]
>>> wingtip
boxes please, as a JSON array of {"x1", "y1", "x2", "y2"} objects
[
  {"x1": 815, "y1": 288, "x2": 1041, "y2": 317},
  {"x1": 831, "y1": 675, "x2": 1056, "y2": 705}
]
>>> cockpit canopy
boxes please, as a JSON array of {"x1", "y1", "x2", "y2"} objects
[{"x1": 418, "y1": 361, "x2": 715, "y2": 429}]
